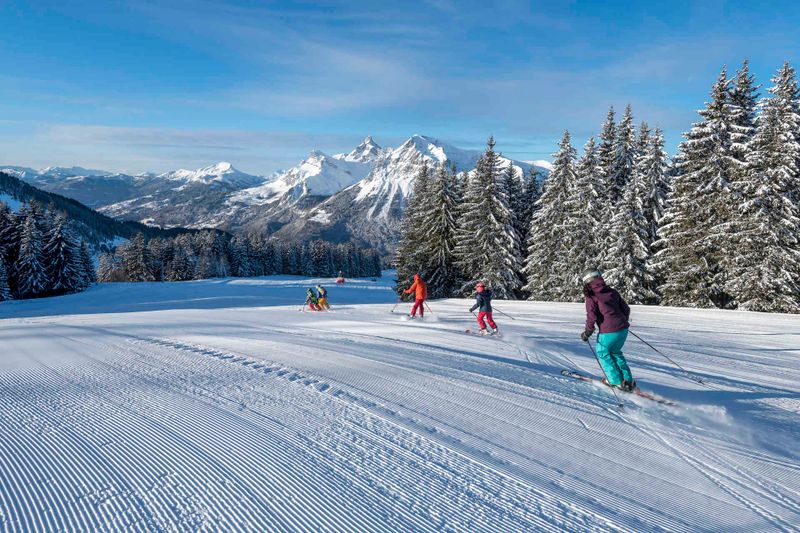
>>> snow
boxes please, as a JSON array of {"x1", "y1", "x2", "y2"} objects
[
  {"x1": 160, "y1": 162, "x2": 265, "y2": 188},
  {"x1": 0, "y1": 192, "x2": 22, "y2": 212},
  {"x1": 231, "y1": 151, "x2": 372, "y2": 205},
  {"x1": 1, "y1": 274, "x2": 798, "y2": 531},
  {"x1": 308, "y1": 209, "x2": 331, "y2": 224}
]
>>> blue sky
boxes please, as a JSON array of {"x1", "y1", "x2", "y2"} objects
[{"x1": 1, "y1": 0, "x2": 799, "y2": 175}]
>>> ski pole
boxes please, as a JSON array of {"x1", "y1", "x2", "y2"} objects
[
  {"x1": 586, "y1": 339, "x2": 624, "y2": 408},
  {"x1": 629, "y1": 330, "x2": 707, "y2": 386},
  {"x1": 492, "y1": 306, "x2": 516, "y2": 321},
  {"x1": 424, "y1": 301, "x2": 434, "y2": 314}
]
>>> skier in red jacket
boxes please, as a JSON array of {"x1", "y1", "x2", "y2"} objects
[{"x1": 404, "y1": 274, "x2": 428, "y2": 318}]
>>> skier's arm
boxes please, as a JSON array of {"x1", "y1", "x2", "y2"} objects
[
  {"x1": 584, "y1": 297, "x2": 599, "y2": 332},
  {"x1": 469, "y1": 294, "x2": 482, "y2": 313},
  {"x1": 404, "y1": 281, "x2": 416, "y2": 295}
]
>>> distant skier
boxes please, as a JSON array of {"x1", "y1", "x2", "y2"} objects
[
  {"x1": 305, "y1": 288, "x2": 322, "y2": 311},
  {"x1": 336, "y1": 270, "x2": 345, "y2": 284},
  {"x1": 581, "y1": 268, "x2": 635, "y2": 392},
  {"x1": 316, "y1": 284, "x2": 330, "y2": 310},
  {"x1": 470, "y1": 282, "x2": 497, "y2": 335},
  {"x1": 403, "y1": 274, "x2": 428, "y2": 318}
]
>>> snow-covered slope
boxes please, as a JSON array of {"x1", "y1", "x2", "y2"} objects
[{"x1": 0, "y1": 276, "x2": 798, "y2": 531}]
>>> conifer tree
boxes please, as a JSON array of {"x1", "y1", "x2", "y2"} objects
[
  {"x1": 656, "y1": 67, "x2": 739, "y2": 308},
  {"x1": 562, "y1": 137, "x2": 603, "y2": 299},
  {"x1": 395, "y1": 161, "x2": 431, "y2": 292},
  {"x1": 641, "y1": 128, "x2": 671, "y2": 248},
  {"x1": 519, "y1": 167, "x2": 542, "y2": 246},
  {"x1": 595, "y1": 107, "x2": 618, "y2": 257},
  {"x1": 524, "y1": 131, "x2": 578, "y2": 300},
  {"x1": 604, "y1": 125, "x2": 658, "y2": 304},
  {"x1": 453, "y1": 137, "x2": 522, "y2": 298},
  {"x1": 0, "y1": 255, "x2": 11, "y2": 301},
  {"x1": 730, "y1": 59, "x2": 760, "y2": 174},
  {"x1": 123, "y1": 234, "x2": 155, "y2": 282},
  {"x1": 15, "y1": 210, "x2": 47, "y2": 298},
  {"x1": 97, "y1": 253, "x2": 117, "y2": 282},
  {"x1": 420, "y1": 163, "x2": 459, "y2": 298},
  {"x1": 44, "y1": 213, "x2": 82, "y2": 294},
  {"x1": 610, "y1": 104, "x2": 637, "y2": 204},
  {"x1": 727, "y1": 62, "x2": 800, "y2": 312},
  {"x1": 79, "y1": 240, "x2": 96, "y2": 287}
]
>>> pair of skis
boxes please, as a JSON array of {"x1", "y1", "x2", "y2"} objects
[
  {"x1": 560, "y1": 369, "x2": 677, "y2": 406},
  {"x1": 464, "y1": 329, "x2": 501, "y2": 338}
]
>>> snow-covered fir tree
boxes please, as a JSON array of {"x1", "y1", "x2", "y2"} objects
[
  {"x1": 166, "y1": 245, "x2": 193, "y2": 281},
  {"x1": 609, "y1": 104, "x2": 637, "y2": 205},
  {"x1": 561, "y1": 137, "x2": 603, "y2": 299},
  {"x1": 604, "y1": 124, "x2": 658, "y2": 303},
  {"x1": 729, "y1": 59, "x2": 760, "y2": 176},
  {"x1": 519, "y1": 167, "x2": 542, "y2": 244},
  {"x1": 524, "y1": 131, "x2": 578, "y2": 301},
  {"x1": 640, "y1": 128, "x2": 671, "y2": 249},
  {"x1": 122, "y1": 234, "x2": 155, "y2": 282},
  {"x1": 43, "y1": 213, "x2": 83, "y2": 295},
  {"x1": 655, "y1": 67, "x2": 740, "y2": 308},
  {"x1": 395, "y1": 161, "x2": 432, "y2": 291},
  {"x1": 453, "y1": 137, "x2": 522, "y2": 298},
  {"x1": 727, "y1": 62, "x2": 800, "y2": 312},
  {"x1": 79, "y1": 240, "x2": 96, "y2": 288},
  {"x1": 0, "y1": 255, "x2": 11, "y2": 301},
  {"x1": 15, "y1": 210, "x2": 47, "y2": 299},
  {"x1": 595, "y1": 107, "x2": 618, "y2": 256},
  {"x1": 419, "y1": 163, "x2": 459, "y2": 298}
]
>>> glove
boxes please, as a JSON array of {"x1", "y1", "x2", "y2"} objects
[{"x1": 581, "y1": 329, "x2": 593, "y2": 342}]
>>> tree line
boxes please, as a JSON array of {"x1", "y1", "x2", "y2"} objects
[
  {"x1": 397, "y1": 60, "x2": 800, "y2": 313},
  {"x1": 98, "y1": 232, "x2": 382, "y2": 283},
  {"x1": 0, "y1": 200, "x2": 96, "y2": 301}
]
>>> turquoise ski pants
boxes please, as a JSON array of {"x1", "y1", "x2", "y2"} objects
[{"x1": 595, "y1": 329, "x2": 632, "y2": 386}]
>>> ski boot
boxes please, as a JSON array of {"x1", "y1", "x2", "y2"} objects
[
  {"x1": 620, "y1": 380, "x2": 637, "y2": 393},
  {"x1": 481, "y1": 329, "x2": 490, "y2": 336},
  {"x1": 491, "y1": 328, "x2": 498, "y2": 335}
]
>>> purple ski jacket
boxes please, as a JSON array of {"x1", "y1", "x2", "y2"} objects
[{"x1": 584, "y1": 278, "x2": 630, "y2": 334}]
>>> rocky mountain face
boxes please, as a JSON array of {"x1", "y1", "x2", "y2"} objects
[{"x1": 4, "y1": 135, "x2": 551, "y2": 252}]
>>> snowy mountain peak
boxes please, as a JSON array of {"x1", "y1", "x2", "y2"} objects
[
  {"x1": 341, "y1": 136, "x2": 383, "y2": 163},
  {"x1": 38, "y1": 165, "x2": 111, "y2": 177},
  {"x1": 160, "y1": 162, "x2": 264, "y2": 188}
]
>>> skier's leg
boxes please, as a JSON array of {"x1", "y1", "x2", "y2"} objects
[
  {"x1": 608, "y1": 329, "x2": 633, "y2": 383},
  {"x1": 485, "y1": 313, "x2": 497, "y2": 330},
  {"x1": 595, "y1": 333, "x2": 623, "y2": 385},
  {"x1": 477, "y1": 312, "x2": 487, "y2": 330},
  {"x1": 411, "y1": 299, "x2": 422, "y2": 317},
  {"x1": 418, "y1": 299, "x2": 424, "y2": 317}
]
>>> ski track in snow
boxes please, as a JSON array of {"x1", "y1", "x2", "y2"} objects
[{"x1": 1, "y1": 276, "x2": 799, "y2": 532}]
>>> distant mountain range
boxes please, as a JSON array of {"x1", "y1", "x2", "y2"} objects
[
  {"x1": 0, "y1": 172, "x2": 205, "y2": 250},
  {"x1": 3, "y1": 135, "x2": 551, "y2": 251}
]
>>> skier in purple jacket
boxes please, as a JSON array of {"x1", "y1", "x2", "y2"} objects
[{"x1": 581, "y1": 268, "x2": 636, "y2": 392}]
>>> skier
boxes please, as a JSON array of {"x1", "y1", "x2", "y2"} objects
[
  {"x1": 581, "y1": 268, "x2": 636, "y2": 392},
  {"x1": 316, "y1": 284, "x2": 330, "y2": 310},
  {"x1": 305, "y1": 288, "x2": 321, "y2": 311},
  {"x1": 403, "y1": 273, "x2": 428, "y2": 318},
  {"x1": 469, "y1": 282, "x2": 497, "y2": 335},
  {"x1": 336, "y1": 270, "x2": 345, "y2": 284}
]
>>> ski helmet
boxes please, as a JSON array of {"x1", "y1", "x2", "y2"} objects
[{"x1": 581, "y1": 268, "x2": 602, "y2": 284}]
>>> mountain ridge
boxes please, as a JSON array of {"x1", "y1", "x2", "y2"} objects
[{"x1": 4, "y1": 135, "x2": 550, "y2": 251}]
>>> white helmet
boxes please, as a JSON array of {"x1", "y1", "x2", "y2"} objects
[{"x1": 581, "y1": 268, "x2": 602, "y2": 284}]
